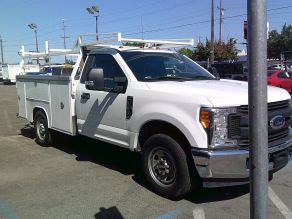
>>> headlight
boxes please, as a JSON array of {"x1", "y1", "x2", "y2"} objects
[{"x1": 200, "y1": 107, "x2": 238, "y2": 148}]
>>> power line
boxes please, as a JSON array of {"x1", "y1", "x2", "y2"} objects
[
  {"x1": 2, "y1": 4, "x2": 292, "y2": 49},
  {"x1": 124, "y1": 5, "x2": 292, "y2": 37}
]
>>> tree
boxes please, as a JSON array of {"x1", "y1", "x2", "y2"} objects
[
  {"x1": 65, "y1": 58, "x2": 75, "y2": 65},
  {"x1": 268, "y1": 24, "x2": 292, "y2": 60},
  {"x1": 192, "y1": 38, "x2": 238, "y2": 61},
  {"x1": 123, "y1": 42, "x2": 162, "y2": 47},
  {"x1": 123, "y1": 42, "x2": 145, "y2": 47},
  {"x1": 214, "y1": 38, "x2": 239, "y2": 61},
  {"x1": 178, "y1": 48, "x2": 193, "y2": 58},
  {"x1": 192, "y1": 40, "x2": 210, "y2": 61}
]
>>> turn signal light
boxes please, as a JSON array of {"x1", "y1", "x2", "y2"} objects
[{"x1": 200, "y1": 110, "x2": 210, "y2": 129}]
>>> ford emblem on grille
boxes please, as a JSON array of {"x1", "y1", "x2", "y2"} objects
[{"x1": 270, "y1": 115, "x2": 285, "y2": 129}]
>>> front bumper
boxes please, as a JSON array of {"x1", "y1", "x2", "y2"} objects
[{"x1": 192, "y1": 138, "x2": 292, "y2": 188}]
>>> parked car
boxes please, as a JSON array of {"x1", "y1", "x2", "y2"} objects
[
  {"x1": 211, "y1": 61, "x2": 248, "y2": 81},
  {"x1": 267, "y1": 70, "x2": 292, "y2": 93},
  {"x1": 268, "y1": 63, "x2": 283, "y2": 70},
  {"x1": 41, "y1": 64, "x2": 73, "y2": 76}
]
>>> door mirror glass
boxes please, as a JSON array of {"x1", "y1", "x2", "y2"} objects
[{"x1": 86, "y1": 68, "x2": 104, "y2": 90}]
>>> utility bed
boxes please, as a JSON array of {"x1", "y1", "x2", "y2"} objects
[{"x1": 16, "y1": 75, "x2": 76, "y2": 135}]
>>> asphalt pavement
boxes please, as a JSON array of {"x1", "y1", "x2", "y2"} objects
[{"x1": 0, "y1": 84, "x2": 291, "y2": 219}]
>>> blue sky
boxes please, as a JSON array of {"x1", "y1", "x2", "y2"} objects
[{"x1": 0, "y1": 0, "x2": 291, "y2": 63}]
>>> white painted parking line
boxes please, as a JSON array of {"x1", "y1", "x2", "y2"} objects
[
  {"x1": 269, "y1": 187, "x2": 292, "y2": 219},
  {"x1": 154, "y1": 208, "x2": 183, "y2": 219},
  {"x1": 0, "y1": 200, "x2": 19, "y2": 219},
  {"x1": 193, "y1": 207, "x2": 205, "y2": 219}
]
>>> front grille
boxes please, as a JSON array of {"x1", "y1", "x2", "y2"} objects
[
  {"x1": 228, "y1": 115, "x2": 241, "y2": 138},
  {"x1": 229, "y1": 100, "x2": 292, "y2": 148},
  {"x1": 238, "y1": 100, "x2": 290, "y2": 114},
  {"x1": 238, "y1": 129, "x2": 289, "y2": 147}
]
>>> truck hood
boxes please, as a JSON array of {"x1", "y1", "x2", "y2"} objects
[{"x1": 145, "y1": 79, "x2": 291, "y2": 107}]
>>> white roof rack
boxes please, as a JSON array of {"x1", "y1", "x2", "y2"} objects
[
  {"x1": 19, "y1": 41, "x2": 79, "y2": 59},
  {"x1": 75, "y1": 32, "x2": 194, "y2": 48},
  {"x1": 19, "y1": 32, "x2": 194, "y2": 59}
]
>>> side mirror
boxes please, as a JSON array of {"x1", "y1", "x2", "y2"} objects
[{"x1": 86, "y1": 68, "x2": 104, "y2": 90}]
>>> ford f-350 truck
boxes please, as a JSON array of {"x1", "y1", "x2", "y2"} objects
[{"x1": 16, "y1": 33, "x2": 292, "y2": 199}]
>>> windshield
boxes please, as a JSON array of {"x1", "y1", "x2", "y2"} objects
[{"x1": 120, "y1": 51, "x2": 215, "y2": 81}]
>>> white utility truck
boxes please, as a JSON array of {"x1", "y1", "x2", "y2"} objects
[
  {"x1": 16, "y1": 33, "x2": 292, "y2": 199},
  {"x1": 3, "y1": 63, "x2": 40, "y2": 83}
]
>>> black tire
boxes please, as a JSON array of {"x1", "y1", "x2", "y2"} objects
[
  {"x1": 34, "y1": 111, "x2": 52, "y2": 146},
  {"x1": 141, "y1": 134, "x2": 193, "y2": 200}
]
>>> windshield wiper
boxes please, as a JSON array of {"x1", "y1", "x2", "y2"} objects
[
  {"x1": 189, "y1": 75, "x2": 217, "y2": 80},
  {"x1": 142, "y1": 76, "x2": 193, "y2": 81}
]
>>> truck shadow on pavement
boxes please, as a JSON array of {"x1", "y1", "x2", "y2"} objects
[
  {"x1": 94, "y1": 206, "x2": 125, "y2": 219},
  {"x1": 20, "y1": 126, "x2": 250, "y2": 204}
]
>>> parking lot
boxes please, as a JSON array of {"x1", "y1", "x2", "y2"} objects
[{"x1": 0, "y1": 84, "x2": 291, "y2": 219}]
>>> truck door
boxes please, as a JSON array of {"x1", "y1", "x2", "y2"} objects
[{"x1": 76, "y1": 53, "x2": 130, "y2": 148}]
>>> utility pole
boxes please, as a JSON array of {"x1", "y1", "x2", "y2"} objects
[
  {"x1": 61, "y1": 19, "x2": 70, "y2": 63},
  {"x1": 210, "y1": 0, "x2": 215, "y2": 65},
  {"x1": 247, "y1": 0, "x2": 268, "y2": 218},
  {"x1": 218, "y1": 0, "x2": 225, "y2": 43},
  {"x1": 0, "y1": 35, "x2": 4, "y2": 65}
]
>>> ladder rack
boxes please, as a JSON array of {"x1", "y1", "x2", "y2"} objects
[
  {"x1": 19, "y1": 32, "x2": 194, "y2": 59},
  {"x1": 75, "y1": 32, "x2": 194, "y2": 48}
]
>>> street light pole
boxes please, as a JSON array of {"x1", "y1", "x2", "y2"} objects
[
  {"x1": 247, "y1": 0, "x2": 268, "y2": 218},
  {"x1": 95, "y1": 15, "x2": 98, "y2": 41},
  {"x1": 86, "y1": 5, "x2": 100, "y2": 41},
  {"x1": 34, "y1": 30, "x2": 39, "y2": 53},
  {"x1": 28, "y1": 23, "x2": 39, "y2": 64}
]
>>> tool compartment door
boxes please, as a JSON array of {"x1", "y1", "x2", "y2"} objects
[
  {"x1": 49, "y1": 77, "x2": 74, "y2": 135},
  {"x1": 16, "y1": 79, "x2": 27, "y2": 118}
]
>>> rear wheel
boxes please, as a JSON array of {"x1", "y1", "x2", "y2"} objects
[
  {"x1": 142, "y1": 134, "x2": 194, "y2": 199},
  {"x1": 34, "y1": 111, "x2": 52, "y2": 146}
]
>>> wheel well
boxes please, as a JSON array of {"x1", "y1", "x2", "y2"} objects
[
  {"x1": 139, "y1": 120, "x2": 191, "y2": 154},
  {"x1": 33, "y1": 107, "x2": 46, "y2": 120}
]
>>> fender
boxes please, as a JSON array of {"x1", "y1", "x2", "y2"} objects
[
  {"x1": 32, "y1": 106, "x2": 51, "y2": 128},
  {"x1": 128, "y1": 102, "x2": 208, "y2": 149}
]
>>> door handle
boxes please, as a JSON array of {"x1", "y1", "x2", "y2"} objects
[{"x1": 81, "y1": 93, "x2": 90, "y2": 100}]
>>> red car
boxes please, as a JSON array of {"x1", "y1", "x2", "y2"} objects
[{"x1": 267, "y1": 70, "x2": 292, "y2": 93}]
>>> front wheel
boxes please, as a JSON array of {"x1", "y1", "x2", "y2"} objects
[
  {"x1": 141, "y1": 134, "x2": 194, "y2": 199},
  {"x1": 34, "y1": 111, "x2": 52, "y2": 146}
]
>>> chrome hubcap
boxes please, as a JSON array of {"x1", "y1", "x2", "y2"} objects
[
  {"x1": 37, "y1": 119, "x2": 46, "y2": 140},
  {"x1": 148, "y1": 147, "x2": 176, "y2": 187}
]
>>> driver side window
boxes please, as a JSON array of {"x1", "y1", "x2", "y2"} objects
[{"x1": 81, "y1": 54, "x2": 127, "y2": 92}]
